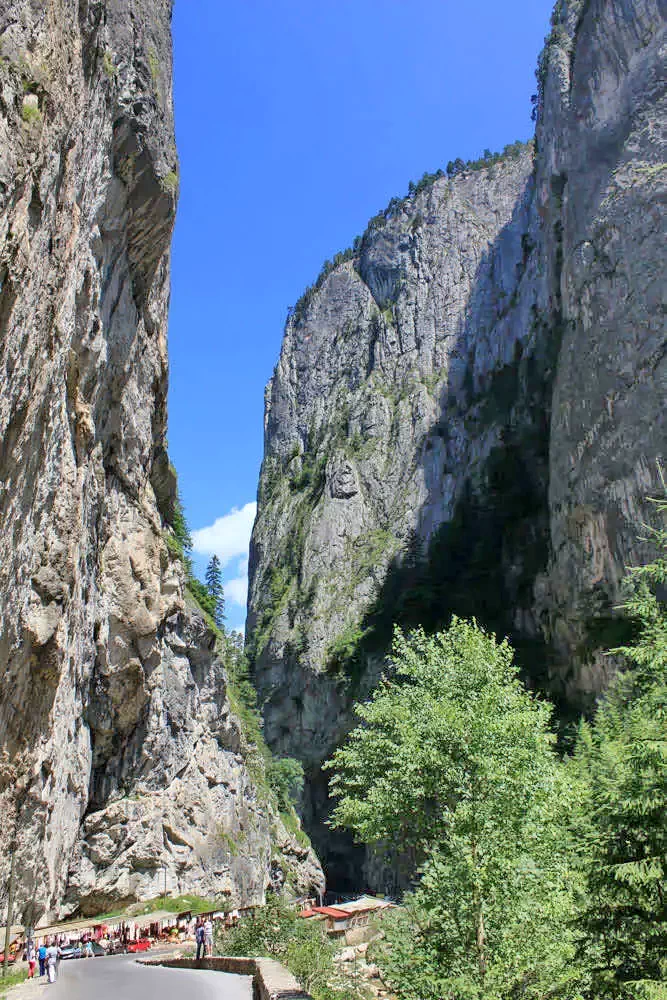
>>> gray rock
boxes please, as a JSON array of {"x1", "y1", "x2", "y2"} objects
[
  {"x1": 0, "y1": 0, "x2": 322, "y2": 924},
  {"x1": 248, "y1": 0, "x2": 666, "y2": 888}
]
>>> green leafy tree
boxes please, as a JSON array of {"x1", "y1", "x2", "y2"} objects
[
  {"x1": 205, "y1": 554, "x2": 226, "y2": 628},
  {"x1": 267, "y1": 757, "x2": 305, "y2": 811},
  {"x1": 573, "y1": 481, "x2": 667, "y2": 997},
  {"x1": 326, "y1": 619, "x2": 576, "y2": 997}
]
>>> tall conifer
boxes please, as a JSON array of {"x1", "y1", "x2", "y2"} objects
[{"x1": 205, "y1": 555, "x2": 225, "y2": 629}]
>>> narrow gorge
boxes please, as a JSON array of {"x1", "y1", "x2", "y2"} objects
[
  {"x1": 247, "y1": 0, "x2": 666, "y2": 889},
  {"x1": 0, "y1": 0, "x2": 322, "y2": 926},
  {"x1": 0, "y1": 0, "x2": 664, "y2": 929}
]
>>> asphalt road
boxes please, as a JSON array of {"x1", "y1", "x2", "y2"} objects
[{"x1": 49, "y1": 954, "x2": 253, "y2": 999}]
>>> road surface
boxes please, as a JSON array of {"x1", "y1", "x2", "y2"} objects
[{"x1": 49, "y1": 954, "x2": 253, "y2": 999}]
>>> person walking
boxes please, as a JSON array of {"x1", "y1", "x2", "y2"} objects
[
  {"x1": 204, "y1": 918, "x2": 213, "y2": 958},
  {"x1": 38, "y1": 941, "x2": 47, "y2": 977},
  {"x1": 195, "y1": 921, "x2": 205, "y2": 961},
  {"x1": 46, "y1": 941, "x2": 59, "y2": 983},
  {"x1": 26, "y1": 940, "x2": 36, "y2": 979}
]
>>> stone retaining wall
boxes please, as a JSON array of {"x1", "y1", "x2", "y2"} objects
[{"x1": 142, "y1": 956, "x2": 313, "y2": 999}]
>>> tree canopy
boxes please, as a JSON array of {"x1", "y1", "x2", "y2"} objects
[{"x1": 326, "y1": 619, "x2": 572, "y2": 996}]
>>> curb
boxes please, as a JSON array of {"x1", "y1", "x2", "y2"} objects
[{"x1": 141, "y1": 955, "x2": 313, "y2": 999}]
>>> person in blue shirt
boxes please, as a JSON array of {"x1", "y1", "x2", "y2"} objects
[{"x1": 38, "y1": 943, "x2": 47, "y2": 977}]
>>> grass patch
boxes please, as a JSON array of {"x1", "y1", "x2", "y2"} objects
[
  {"x1": 217, "y1": 828, "x2": 240, "y2": 857},
  {"x1": 160, "y1": 170, "x2": 178, "y2": 194},
  {"x1": 280, "y1": 808, "x2": 311, "y2": 849},
  {"x1": 0, "y1": 968, "x2": 28, "y2": 990},
  {"x1": 21, "y1": 104, "x2": 41, "y2": 125},
  {"x1": 136, "y1": 894, "x2": 218, "y2": 915},
  {"x1": 102, "y1": 49, "x2": 117, "y2": 78},
  {"x1": 148, "y1": 47, "x2": 160, "y2": 95}
]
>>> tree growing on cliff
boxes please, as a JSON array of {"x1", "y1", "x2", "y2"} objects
[
  {"x1": 171, "y1": 489, "x2": 192, "y2": 556},
  {"x1": 205, "y1": 555, "x2": 225, "y2": 628},
  {"x1": 267, "y1": 757, "x2": 305, "y2": 811},
  {"x1": 325, "y1": 619, "x2": 577, "y2": 998}
]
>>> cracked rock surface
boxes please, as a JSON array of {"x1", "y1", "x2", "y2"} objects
[
  {"x1": 248, "y1": 0, "x2": 666, "y2": 889},
  {"x1": 0, "y1": 0, "x2": 322, "y2": 923}
]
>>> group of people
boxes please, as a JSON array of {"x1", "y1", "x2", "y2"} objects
[
  {"x1": 194, "y1": 918, "x2": 213, "y2": 961},
  {"x1": 24, "y1": 940, "x2": 61, "y2": 983}
]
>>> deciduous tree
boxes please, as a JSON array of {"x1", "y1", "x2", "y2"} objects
[{"x1": 326, "y1": 619, "x2": 573, "y2": 997}]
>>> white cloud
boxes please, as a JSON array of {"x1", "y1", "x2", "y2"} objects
[
  {"x1": 192, "y1": 502, "x2": 257, "y2": 568},
  {"x1": 226, "y1": 574, "x2": 249, "y2": 607}
]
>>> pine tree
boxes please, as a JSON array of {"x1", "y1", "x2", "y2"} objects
[
  {"x1": 205, "y1": 555, "x2": 225, "y2": 629},
  {"x1": 574, "y1": 472, "x2": 667, "y2": 996},
  {"x1": 171, "y1": 489, "x2": 192, "y2": 556}
]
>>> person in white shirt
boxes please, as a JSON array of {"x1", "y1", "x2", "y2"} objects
[
  {"x1": 46, "y1": 942, "x2": 60, "y2": 983},
  {"x1": 203, "y1": 918, "x2": 213, "y2": 957}
]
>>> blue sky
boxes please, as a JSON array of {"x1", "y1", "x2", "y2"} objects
[{"x1": 168, "y1": 0, "x2": 554, "y2": 631}]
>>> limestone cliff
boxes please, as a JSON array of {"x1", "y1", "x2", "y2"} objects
[
  {"x1": 248, "y1": 0, "x2": 666, "y2": 889},
  {"x1": 0, "y1": 0, "x2": 322, "y2": 924}
]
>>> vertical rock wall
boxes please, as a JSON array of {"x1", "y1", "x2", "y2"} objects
[
  {"x1": 0, "y1": 0, "x2": 322, "y2": 924},
  {"x1": 248, "y1": 0, "x2": 666, "y2": 889},
  {"x1": 533, "y1": 0, "x2": 667, "y2": 696}
]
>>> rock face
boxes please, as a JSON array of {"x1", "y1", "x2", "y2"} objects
[
  {"x1": 0, "y1": 0, "x2": 322, "y2": 923},
  {"x1": 248, "y1": 0, "x2": 666, "y2": 889}
]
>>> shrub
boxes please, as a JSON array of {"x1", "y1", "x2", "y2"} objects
[
  {"x1": 266, "y1": 757, "x2": 304, "y2": 810},
  {"x1": 148, "y1": 47, "x2": 160, "y2": 92},
  {"x1": 217, "y1": 895, "x2": 367, "y2": 999},
  {"x1": 160, "y1": 171, "x2": 178, "y2": 194},
  {"x1": 102, "y1": 50, "x2": 117, "y2": 78},
  {"x1": 21, "y1": 103, "x2": 41, "y2": 125}
]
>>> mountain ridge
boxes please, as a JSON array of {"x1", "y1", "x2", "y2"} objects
[{"x1": 248, "y1": 0, "x2": 666, "y2": 888}]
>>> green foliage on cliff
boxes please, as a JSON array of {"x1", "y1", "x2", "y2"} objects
[
  {"x1": 21, "y1": 103, "x2": 41, "y2": 124},
  {"x1": 290, "y1": 247, "x2": 357, "y2": 326},
  {"x1": 267, "y1": 757, "x2": 305, "y2": 811},
  {"x1": 169, "y1": 486, "x2": 193, "y2": 557},
  {"x1": 251, "y1": 430, "x2": 330, "y2": 664},
  {"x1": 288, "y1": 141, "x2": 533, "y2": 328},
  {"x1": 326, "y1": 621, "x2": 370, "y2": 678},
  {"x1": 289, "y1": 450, "x2": 326, "y2": 493},
  {"x1": 325, "y1": 437, "x2": 550, "y2": 691},
  {"x1": 188, "y1": 575, "x2": 218, "y2": 622},
  {"x1": 162, "y1": 466, "x2": 299, "y2": 829},
  {"x1": 166, "y1": 484, "x2": 224, "y2": 627},
  {"x1": 248, "y1": 565, "x2": 291, "y2": 664},
  {"x1": 160, "y1": 170, "x2": 178, "y2": 194},
  {"x1": 102, "y1": 49, "x2": 117, "y2": 78}
]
